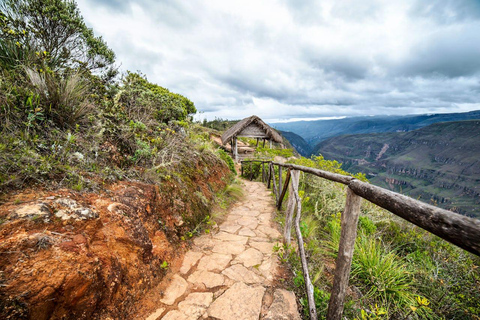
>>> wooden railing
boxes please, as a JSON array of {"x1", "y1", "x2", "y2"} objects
[{"x1": 240, "y1": 160, "x2": 480, "y2": 320}]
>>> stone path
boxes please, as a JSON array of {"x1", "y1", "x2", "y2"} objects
[{"x1": 145, "y1": 179, "x2": 301, "y2": 320}]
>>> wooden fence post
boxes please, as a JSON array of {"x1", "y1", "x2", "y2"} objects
[
  {"x1": 291, "y1": 170, "x2": 317, "y2": 320},
  {"x1": 277, "y1": 168, "x2": 291, "y2": 209},
  {"x1": 262, "y1": 162, "x2": 265, "y2": 183},
  {"x1": 327, "y1": 187, "x2": 362, "y2": 320},
  {"x1": 278, "y1": 166, "x2": 282, "y2": 200},
  {"x1": 241, "y1": 162, "x2": 244, "y2": 177},
  {"x1": 267, "y1": 163, "x2": 272, "y2": 189},
  {"x1": 270, "y1": 163, "x2": 277, "y2": 202},
  {"x1": 284, "y1": 170, "x2": 295, "y2": 244}
]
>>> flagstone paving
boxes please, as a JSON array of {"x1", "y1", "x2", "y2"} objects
[{"x1": 145, "y1": 179, "x2": 301, "y2": 320}]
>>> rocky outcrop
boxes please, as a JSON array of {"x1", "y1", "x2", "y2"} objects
[{"x1": 0, "y1": 162, "x2": 230, "y2": 319}]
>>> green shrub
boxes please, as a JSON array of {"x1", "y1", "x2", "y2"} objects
[
  {"x1": 115, "y1": 72, "x2": 196, "y2": 125},
  {"x1": 255, "y1": 145, "x2": 294, "y2": 159},
  {"x1": 217, "y1": 149, "x2": 236, "y2": 174},
  {"x1": 359, "y1": 216, "x2": 377, "y2": 235}
]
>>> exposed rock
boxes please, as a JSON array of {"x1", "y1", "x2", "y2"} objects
[
  {"x1": 222, "y1": 264, "x2": 264, "y2": 284},
  {"x1": 257, "y1": 213, "x2": 272, "y2": 224},
  {"x1": 250, "y1": 241, "x2": 276, "y2": 255},
  {"x1": 54, "y1": 198, "x2": 97, "y2": 221},
  {"x1": 145, "y1": 307, "x2": 165, "y2": 320},
  {"x1": 197, "y1": 253, "x2": 232, "y2": 272},
  {"x1": 54, "y1": 198, "x2": 78, "y2": 209},
  {"x1": 224, "y1": 214, "x2": 243, "y2": 221},
  {"x1": 236, "y1": 216, "x2": 259, "y2": 229},
  {"x1": 237, "y1": 208, "x2": 260, "y2": 217},
  {"x1": 212, "y1": 241, "x2": 245, "y2": 255},
  {"x1": 160, "y1": 274, "x2": 188, "y2": 305},
  {"x1": 238, "y1": 227, "x2": 257, "y2": 237},
  {"x1": 208, "y1": 282, "x2": 266, "y2": 320},
  {"x1": 219, "y1": 223, "x2": 242, "y2": 234},
  {"x1": 258, "y1": 256, "x2": 279, "y2": 281},
  {"x1": 233, "y1": 248, "x2": 263, "y2": 268},
  {"x1": 213, "y1": 232, "x2": 249, "y2": 244},
  {"x1": 193, "y1": 237, "x2": 216, "y2": 250},
  {"x1": 256, "y1": 225, "x2": 281, "y2": 239},
  {"x1": 162, "y1": 310, "x2": 188, "y2": 320},
  {"x1": 264, "y1": 289, "x2": 302, "y2": 320},
  {"x1": 187, "y1": 270, "x2": 224, "y2": 288},
  {"x1": 179, "y1": 251, "x2": 204, "y2": 274},
  {"x1": 178, "y1": 292, "x2": 213, "y2": 318},
  {"x1": 0, "y1": 159, "x2": 231, "y2": 320},
  {"x1": 13, "y1": 203, "x2": 50, "y2": 220}
]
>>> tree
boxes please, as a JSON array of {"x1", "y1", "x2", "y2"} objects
[
  {"x1": 0, "y1": 0, "x2": 115, "y2": 73},
  {"x1": 116, "y1": 72, "x2": 197, "y2": 124}
]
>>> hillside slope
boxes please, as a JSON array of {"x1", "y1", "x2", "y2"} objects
[
  {"x1": 271, "y1": 110, "x2": 480, "y2": 154},
  {"x1": 279, "y1": 131, "x2": 311, "y2": 156},
  {"x1": 316, "y1": 120, "x2": 480, "y2": 217}
]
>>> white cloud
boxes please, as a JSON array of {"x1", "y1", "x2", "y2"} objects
[{"x1": 77, "y1": 0, "x2": 480, "y2": 120}]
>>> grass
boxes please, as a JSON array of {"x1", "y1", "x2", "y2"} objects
[
  {"x1": 352, "y1": 236, "x2": 415, "y2": 311},
  {"x1": 262, "y1": 152, "x2": 480, "y2": 319}
]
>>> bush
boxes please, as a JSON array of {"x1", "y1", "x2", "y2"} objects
[
  {"x1": 115, "y1": 72, "x2": 196, "y2": 125},
  {"x1": 217, "y1": 149, "x2": 236, "y2": 174},
  {"x1": 358, "y1": 216, "x2": 377, "y2": 235}
]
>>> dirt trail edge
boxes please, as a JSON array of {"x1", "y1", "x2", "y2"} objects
[{"x1": 143, "y1": 179, "x2": 302, "y2": 320}]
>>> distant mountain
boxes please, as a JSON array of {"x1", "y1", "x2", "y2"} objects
[
  {"x1": 316, "y1": 120, "x2": 480, "y2": 217},
  {"x1": 279, "y1": 131, "x2": 311, "y2": 156},
  {"x1": 271, "y1": 110, "x2": 480, "y2": 155}
]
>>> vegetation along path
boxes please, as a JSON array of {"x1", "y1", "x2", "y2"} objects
[{"x1": 144, "y1": 179, "x2": 301, "y2": 320}]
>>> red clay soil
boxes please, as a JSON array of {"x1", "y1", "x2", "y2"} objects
[{"x1": 0, "y1": 163, "x2": 230, "y2": 319}]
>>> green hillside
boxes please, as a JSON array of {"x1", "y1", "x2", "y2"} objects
[
  {"x1": 271, "y1": 110, "x2": 480, "y2": 156},
  {"x1": 316, "y1": 120, "x2": 480, "y2": 217}
]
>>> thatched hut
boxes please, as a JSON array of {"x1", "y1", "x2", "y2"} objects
[{"x1": 221, "y1": 115, "x2": 283, "y2": 162}]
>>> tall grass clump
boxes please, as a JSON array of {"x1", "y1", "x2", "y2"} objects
[{"x1": 352, "y1": 235, "x2": 415, "y2": 311}]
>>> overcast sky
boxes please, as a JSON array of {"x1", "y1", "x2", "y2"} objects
[{"x1": 76, "y1": 0, "x2": 480, "y2": 122}]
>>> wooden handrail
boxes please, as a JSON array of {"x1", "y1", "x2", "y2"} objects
[
  {"x1": 348, "y1": 179, "x2": 480, "y2": 256},
  {"x1": 241, "y1": 159, "x2": 480, "y2": 320},
  {"x1": 242, "y1": 160, "x2": 480, "y2": 256}
]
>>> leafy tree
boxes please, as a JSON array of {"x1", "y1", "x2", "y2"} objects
[
  {"x1": 116, "y1": 72, "x2": 196, "y2": 124},
  {"x1": 0, "y1": 0, "x2": 115, "y2": 74}
]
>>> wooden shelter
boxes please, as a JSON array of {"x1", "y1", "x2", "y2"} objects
[{"x1": 221, "y1": 115, "x2": 283, "y2": 162}]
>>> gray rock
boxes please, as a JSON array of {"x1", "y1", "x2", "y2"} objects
[{"x1": 14, "y1": 203, "x2": 50, "y2": 220}]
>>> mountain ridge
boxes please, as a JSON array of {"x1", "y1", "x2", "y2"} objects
[{"x1": 271, "y1": 110, "x2": 480, "y2": 156}]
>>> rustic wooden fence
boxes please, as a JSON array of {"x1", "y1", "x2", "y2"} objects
[{"x1": 240, "y1": 160, "x2": 480, "y2": 320}]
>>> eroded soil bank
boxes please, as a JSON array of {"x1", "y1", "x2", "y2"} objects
[{"x1": 0, "y1": 160, "x2": 230, "y2": 319}]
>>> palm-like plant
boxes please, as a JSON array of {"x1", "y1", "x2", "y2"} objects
[{"x1": 25, "y1": 67, "x2": 91, "y2": 128}]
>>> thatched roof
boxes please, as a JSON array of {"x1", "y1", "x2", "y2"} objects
[{"x1": 221, "y1": 115, "x2": 283, "y2": 144}]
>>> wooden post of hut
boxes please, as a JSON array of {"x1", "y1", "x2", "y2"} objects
[{"x1": 221, "y1": 115, "x2": 283, "y2": 162}]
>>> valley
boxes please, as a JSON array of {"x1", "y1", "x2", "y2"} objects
[
  {"x1": 272, "y1": 110, "x2": 480, "y2": 156},
  {"x1": 314, "y1": 120, "x2": 480, "y2": 217}
]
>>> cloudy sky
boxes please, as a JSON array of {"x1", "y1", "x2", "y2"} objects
[{"x1": 76, "y1": 0, "x2": 480, "y2": 122}]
